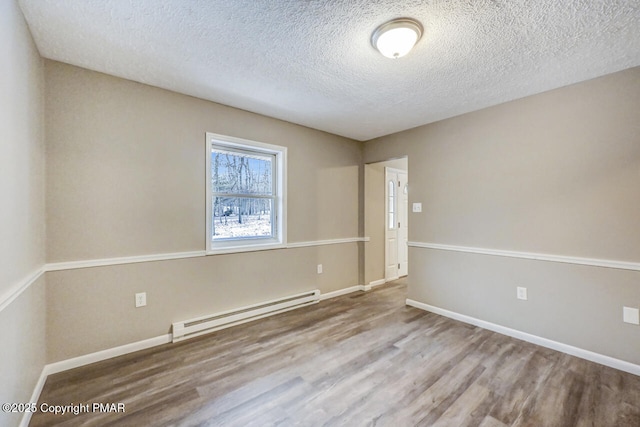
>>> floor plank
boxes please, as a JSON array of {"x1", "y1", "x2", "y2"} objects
[{"x1": 31, "y1": 278, "x2": 640, "y2": 426}]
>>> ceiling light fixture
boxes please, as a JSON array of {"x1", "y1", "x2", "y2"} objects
[{"x1": 371, "y1": 18, "x2": 423, "y2": 59}]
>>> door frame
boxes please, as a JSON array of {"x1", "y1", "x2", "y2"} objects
[{"x1": 363, "y1": 157, "x2": 408, "y2": 288}]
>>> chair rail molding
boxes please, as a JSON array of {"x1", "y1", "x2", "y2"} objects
[{"x1": 408, "y1": 241, "x2": 640, "y2": 272}]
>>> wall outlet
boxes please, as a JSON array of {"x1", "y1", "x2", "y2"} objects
[
  {"x1": 135, "y1": 292, "x2": 147, "y2": 308},
  {"x1": 623, "y1": 306, "x2": 639, "y2": 325},
  {"x1": 317, "y1": 264, "x2": 323, "y2": 274},
  {"x1": 412, "y1": 203, "x2": 422, "y2": 213},
  {"x1": 516, "y1": 287, "x2": 528, "y2": 300}
]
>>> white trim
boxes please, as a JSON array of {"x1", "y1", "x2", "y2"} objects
[
  {"x1": 2, "y1": 238, "x2": 367, "y2": 312},
  {"x1": 408, "y1": 241, "x2": 640, "y2": 272},
  {"x1": 22, "y1": 286, "x2": 367, "y2": 414},
  {"x1": 385, "y1": 167, "x2": 407, "y2": 174},
  {"x1": 19, "y1": 367, "x2": 48, "y2": 427},
  {"x1": 320, "y1": 285, "x2": 365, "y2": 300},
  {"x1": 46, "y1": 251, "x2": 206, "y2": 272},
  {"x1": 209, "y1": 238, "x2": 285, "y2": 254},
  {"x1": 0, "y1": 268, "x2": 44, "y2": 313},
  {"x1": 287, "y1": 237, "x2": 368, "y2": 248},
  {"x1": 45, "y1": 334, "x2": 172, "y2": 375},
  {"x1": 406, "y1": 299, "x2": 640, "y2": 377},
  {"x1": 368, "y1": 278, "x2": 387, "y2": 287},
  {"x1": 205, "y1": 132, "x2": 287, "y2": 253},
  {"x1": 206, "y1": 243, "x2": 285, "y2": 256},
  {"x1": 39, "y1": 238, "x2": 368, "y2": 275},
  {"x1": 22, "y1": 334, "x2": 172, "y2": 425}
]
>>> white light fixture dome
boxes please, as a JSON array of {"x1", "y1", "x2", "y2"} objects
[{"x1": 371, "y1": 18, "x2": 423, "y2": 59}]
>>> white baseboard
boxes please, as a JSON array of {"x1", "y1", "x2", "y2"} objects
[
  {"x1": 406, "y1": 299, "x2": 640, "y2": 377},
  {"x1": 42, "y1": 286, "x2": 368, "y2": 374},
  {"x1": 45, "y1": 334, "x2": 172, "y2": 376},
  {"x1": 49, "y1": 286, "x2": 363, "y2": 369},
  {"x1": 320, "y1": 285, "x2": 365, "y2": 300},
  {"x1": 24, "y1": 286, "x2": 369, "y2": 411},
  {"x1": 368, "y1": 278, "x2": 386, "y2": 287},
  {"x1": 21, "y1": 334, "x2": 171, "y2": 426},
  {"x1": 19, "y1": 368, "x2": 49, "y2": 427}
]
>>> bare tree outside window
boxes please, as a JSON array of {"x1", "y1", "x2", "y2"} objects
[{"x1": 210, "y1": 148, "x2": 275, "y2": 240}]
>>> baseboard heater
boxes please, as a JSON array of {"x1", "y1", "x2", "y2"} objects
[{"x1": 171, "y1": 289, "x2": 320, "y2": 343}]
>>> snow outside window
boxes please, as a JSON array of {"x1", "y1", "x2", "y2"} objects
[{"x1": 206, "y1": 133, "x2": 287, "y2": 254}]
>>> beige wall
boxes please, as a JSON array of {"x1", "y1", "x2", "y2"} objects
[
  {"x1": 45, "y1": 62, "x2": 362, "y2": 362},
  {"x1": 0, "y1": 1, "x2": 46, "y2": 425},
  {"x1": 364, "y1": 158, "x2": 407, "y2": 285},
  {"x1": 45, "y1": 62, "x2": 361, "y2": 261},
  {"x1": 47, "y1": 245, "x2": 359, "y2": 361},
  {"x1": 364, "y1": 67, "x2": 640, "y2": 364}
]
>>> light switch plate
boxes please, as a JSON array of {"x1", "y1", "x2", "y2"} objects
[
  {"x1": 412, "y1": 203, "x2": 422, "y2": 213},
  {"x1": 623, "y1": 307, "x2": 639, "y2": 325}
]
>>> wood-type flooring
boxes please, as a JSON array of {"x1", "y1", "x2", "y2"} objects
[{"x1": 31, "y1": 279, "x2": 640, "y2": 426}]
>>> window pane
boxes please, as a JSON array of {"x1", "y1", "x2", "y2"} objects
[
  {"x1": 212, "y1": 197, "x2": 273, "y2": 240},
  {"x1": 211, "y1": 149, "x2": 273, "y2": 195},
  {"x1": 388, "y1": 180, "x2": 395, "y2": 229}
]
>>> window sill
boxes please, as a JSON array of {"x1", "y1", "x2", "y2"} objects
[{"x1": 206, "y1": 241, "x2": 286, "y2": 256}]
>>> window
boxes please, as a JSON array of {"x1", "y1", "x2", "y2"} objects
[
  {"x1": 388, "y1": 180, "x2": 395, "y2": 229},
  {"x1": 206, "y1": 133, "x2": 286, "y2": 253}
]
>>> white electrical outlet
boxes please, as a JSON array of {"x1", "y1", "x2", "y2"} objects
[
  {"x1": 623, "y1": 307, "x2": 639, "y2": 325},
  {"x1": 317, "y1": 264, "x2": 323, "y2": 274},
  {"x1": 516, "y1": 287, "x2": 527, "y2": 301},
  {"x1": 412, "y1": 203, "x2": 422, "y2": 213},
  {"x1": 135, "y1": 292, "x2": 147, "y2": 308}
]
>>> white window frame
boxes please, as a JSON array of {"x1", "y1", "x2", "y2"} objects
[{"x1": 205, "y1": 132, "x2": 287, "y2": 254}]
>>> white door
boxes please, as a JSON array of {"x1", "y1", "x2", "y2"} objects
[
  {"x1": 398, "y1": 171, "x2": 408, "y2": 277},
  {"x1": 385, "y1": 168, "x2": 398, "y2": 281},
  {"x1": 385, "y1": 168, "x2": 408, "y2": 281}
]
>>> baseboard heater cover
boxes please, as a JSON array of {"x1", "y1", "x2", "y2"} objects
[{"x1": 172, "y1": 289, "x2": 320, "y2": 343}]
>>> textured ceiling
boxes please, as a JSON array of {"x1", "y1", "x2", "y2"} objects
[{"x1": 18, "y1": 0, "x2": 640, "y2": 141}]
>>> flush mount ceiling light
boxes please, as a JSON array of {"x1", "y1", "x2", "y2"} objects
[{"x1": 371, "y1": 18, "x2": 423, "y2": 59}]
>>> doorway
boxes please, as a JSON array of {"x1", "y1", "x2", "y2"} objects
[{"x1": 364, "y1": 157, "x2": 408, "y2": 287}]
